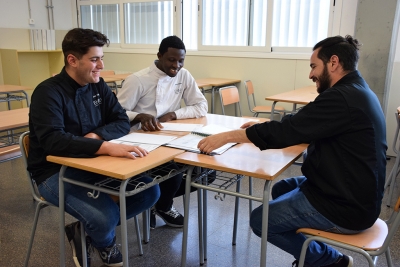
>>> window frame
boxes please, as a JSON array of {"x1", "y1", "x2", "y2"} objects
[{"x1": 75, "y1": 0, "x2": 357, "y2": 59}]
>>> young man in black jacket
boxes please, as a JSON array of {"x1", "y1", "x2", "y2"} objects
[
  {"x1": 197, "y1": 35, "x2": 387, "y2": 267},
  {"x1": 28, "y1": 28, "x2": 160, "y2": 267}
]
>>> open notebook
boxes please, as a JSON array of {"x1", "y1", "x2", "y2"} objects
[
  {"x1": 110, "y1": 133, "x2": 177, "y2": 155},
  {"x1": 165, "y1": 124, "x2": 236, "y2": 155}
]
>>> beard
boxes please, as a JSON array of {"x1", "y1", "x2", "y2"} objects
[{"x1": 316, "y1": 65, "x2": 332, "y2": 94}]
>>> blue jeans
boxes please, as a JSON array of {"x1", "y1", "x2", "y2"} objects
[
  {"x1": 38, "y1": 167, "x2": 160, "y2": 248},
  {"x1": 249, "y1": 176, "x2": 360, "y2": 267}
]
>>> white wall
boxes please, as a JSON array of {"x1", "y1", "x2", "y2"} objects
[
  {"x1": 0, "y1": 0, "x2": 74, "y2": 29},
  {"x1": 384, "y1": 1, "x2": 400, "y2": 156}
]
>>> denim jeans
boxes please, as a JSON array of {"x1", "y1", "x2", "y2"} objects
[
  {"x1": 249, "y1": 176, "x2": 360, "y2": 267},
  {"x1": 38, "y1": 167, "x2": 160, "y2": 248}
]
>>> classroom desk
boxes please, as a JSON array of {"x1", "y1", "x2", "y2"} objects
[
  {"x1": 0, "y1": 85, "x2": 31, "y2": 109},
  {"x1": 195, "y1": 78, "x2": 241, "y2": 114},
  {"x1": 171, "y1": 114, "x2": 307, "y2": 267},
  {"x1": 102, "y1": 73, "x2": 132, "y2": 95},
  {"x1": 0, "y1": 107, "x2": 29, "y2": 147},
  {"x1": 265, "y1": 85, "x2": 318, "y2": 120},
  {"x1": 47, "y1": 146, "x2": 186, "y2": 267}
]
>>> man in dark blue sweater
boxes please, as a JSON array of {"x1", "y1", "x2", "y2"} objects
[
  {"x1": 28, "y1": 28, "x2": 160, "y2": 267},
  {"x1": 197, "y1": 35, "x2": 387, "y2": 267}
]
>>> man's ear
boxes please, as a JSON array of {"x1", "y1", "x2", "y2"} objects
[
  {"x1": 329, "y1": 55, "x2": 340, "y2": 71},
  {"x1": 66, "y1": 54, "x2": 78, "y2": 67}
]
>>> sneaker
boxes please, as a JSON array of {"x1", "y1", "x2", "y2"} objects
[
  {"x1": 150, "y1": 206, "x2": 157, "y2": 229},
  {"x1": 154, "y1": 206, "x2": 184, "y2": 227},
  {"x1": 322, "y1": 254, "x2": 353, "y2": 267},
  {"x1": 65, "y1": 221, "x2": 91, "y2": 267},
  {"x1": 291, "y1": 260, "x2": 312, "y2": 267},
  {"x1": 95, "y1": 237, "x2": 123, "y2": 267}
]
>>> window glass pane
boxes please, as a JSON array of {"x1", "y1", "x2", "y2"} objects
[
  {"x1": 124, "y1": 1, "x2": 173, "y2": 45},
  {"x1": 80, "y1": 4, "x2": 120, "y2": 43},
  {"x1": 202, "y1": 0, "x2": 249, "y2": 46},
  {"x1": 182, "y1": 0, "x2": 198, "y2": 50},
  {"x1": 249, "y1": 0, "x2": 267, "y2": 46},
  {"x1": 272, "y1": 0, "x2": 331, "y2": 47}
]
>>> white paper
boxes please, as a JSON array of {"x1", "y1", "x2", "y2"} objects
[
  {"x1": 160, "y1": 123, "x2": 204, "y2": 132},
  {"x1": 112, "y1": 132, "x2": 177, "y2": 145},
  {"x1": 109, "y1": 140, "x2": 160, "y2": 156}
]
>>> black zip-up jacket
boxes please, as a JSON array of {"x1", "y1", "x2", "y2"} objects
[
  {"x1": 246, "y1": 71, "x2": 387, "y2": 230},
  {"x1": 28, "y1": 68, "x2": 130, "y2": 185}
]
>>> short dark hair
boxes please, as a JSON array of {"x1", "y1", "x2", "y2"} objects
[
  {"x1": 62, "y1": 28, "x2": 110, "y2": 65},
  {"x1": 158, "y1": 35, "x2": 186, "y2": 55},
  {"x1": 313, "y1": 35, "x2": 361, "y2": 72}
]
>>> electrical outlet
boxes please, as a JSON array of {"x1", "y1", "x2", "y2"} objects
[{"x1": 29, "y1": 19, "x2": 35, "y2": 25}]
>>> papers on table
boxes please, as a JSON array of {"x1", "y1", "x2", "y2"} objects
[
  {"x1": 110, "y1": 133, "x2": 177, "y2": 155},
  {"x1": 165, "y1": 124, "x2": 236, "y2": 155},
  {"x1": 160, "y1": 123, "x2": 204, "y2": 132}
]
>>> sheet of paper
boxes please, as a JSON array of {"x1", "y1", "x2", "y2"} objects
[
  {"x1": 113, "y1": 132, "x2": 177, "y2": 145},
  {"x1": 160, "y1": 123, "x2": 204, "y2": 132},
  {"x1": 109, "y1": 140, "x2": 161, "y2": 156}
]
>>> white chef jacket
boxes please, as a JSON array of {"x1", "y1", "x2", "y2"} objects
[{"x1": 118, "y1": 61, "x2": 208, "y2": 130}]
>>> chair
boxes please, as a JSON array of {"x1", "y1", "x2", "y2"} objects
[
  {"x1": 19, "y1": 132, "x2": 87, "y2": 267},
  {"x1": 244, "y1": 80, "x2": 286, "y2": 120},
  {"x1": 385, "y1": 106, "x2": 400, "y2": 207},
  {"x1": 19, "y1": 132, "x2": 144, "y2": 267},
  {"x1": 296, "y1": 196, "x2": 400, "y2": 267}
]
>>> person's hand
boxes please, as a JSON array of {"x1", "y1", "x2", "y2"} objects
[
  {"x1": 158, "y1": 112, "x2": 177, "y2": 122},
  {"x1": 84, "y1": 132, "x2": 103, "y2": 140},
  {"x1": 240, "y1": 121, "x2": 259, "y2": 129},
  {"x1": 96, "y1": 141, "x2": 148, "y2": 159},
  {"x1": 197, "y1": 133, "x2": 229, "y2": 154},
  {"x1": 135, "y1": 114, "x2": 163, "y2": 131}
]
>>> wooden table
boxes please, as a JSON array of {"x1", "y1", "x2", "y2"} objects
[
  {"x1": 0, "y1": 107, "x2": 29, "y2": 147},
  {"x1": 195, "y1": 78, "x2": 241, "y2": 114},
  {"x1": 102, "y1": 73, "x2": 132, "y2": 95},
  {"x1": 265, "y1": 85, "x2": 318, "y2": 119},
  {"x1": 171, "y1": 114, "x2": 307, "y2": 267},
  {"x1": 0, "y1": 85, "x2": 31, "y2": 109},
  {"x1": 47, "y1": 146, "x2": 186, "y2": 267}
]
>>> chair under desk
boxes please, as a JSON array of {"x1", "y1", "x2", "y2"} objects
[{"x1": 196, "y1": 78, "x2": 241, "y2": 114}]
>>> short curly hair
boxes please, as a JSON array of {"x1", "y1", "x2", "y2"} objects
[{"x1": 158, "y1": 35, "x2": 186, "y2": 55}]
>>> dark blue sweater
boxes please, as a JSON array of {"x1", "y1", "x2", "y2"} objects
[
  {"x1": 28, "y1": 68, "x2": 130, "y2": 185},
  {"x1": 246, "y1": 71, "x2": 387, "y2": 230}
]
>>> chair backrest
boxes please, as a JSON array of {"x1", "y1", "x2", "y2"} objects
[
  {"x1": 244, "y1": 80, "x2": 257, "y2": 113},
  {"x1": 219, "y1": 85, "x2": 243, "y2": 116},
  {"x1": 100, "y1": 70, "x2": 115, "y2": 77},
  {"x1": 19, "y1": 131, "x2": 44, "y2": 203}
]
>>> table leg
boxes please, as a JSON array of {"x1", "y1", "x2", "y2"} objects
[
  {"x1": 270, "y1": 102, "x2": 277, "y2": 120},
  {"x1": 203, "y1": 171, "x2": 208, "y2": 261},
  {"x1": 211, "y1": 87, "x2": 215, "y2": 114},
  {"x1": 181, "y1": 166, "x2": 195, "y2": 267},
  {"x1": 232, "y1": 177, "x2": 241, "y2": 245},
  {"x1": 197, "y1": 187, "x2": 205, "y2": 265},
  {"x1": 59, "y1": 165, "x2": 67, "y2": 267},
  {"x1": 260, "y1": 180, "x2": 272, "y2": 267},
  {"x1": 119, "y1": 180, "x2": 129, "y2": 267}
]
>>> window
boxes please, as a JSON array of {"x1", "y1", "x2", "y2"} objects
[
  {"x1": 77, "y1": 0, "x2": 352, "y2": 55},
  {"x1": 124, "y1": 1, "x2": 174, "y2": 45}
]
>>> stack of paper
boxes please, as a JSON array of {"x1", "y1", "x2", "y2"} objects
[
  {"x1": 165, "y1": 124, "x2": 236, "y2": 155},
  {"x1": 110, "y1": 132, "x2": 177, "y2": 155}
]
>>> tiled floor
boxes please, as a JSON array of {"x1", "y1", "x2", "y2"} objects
[{"x1": 1, "y1": 155, "x2": 399, "y2": 267}]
